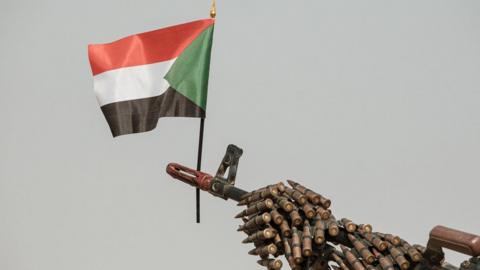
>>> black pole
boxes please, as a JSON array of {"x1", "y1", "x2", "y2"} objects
[{"x1": 196, "y1": 118, "x2": 205, "y2": 223}]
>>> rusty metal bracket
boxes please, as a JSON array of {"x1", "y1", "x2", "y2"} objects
[{"x1": 424, "y1": 225, "x2": 480, "y2": 266}]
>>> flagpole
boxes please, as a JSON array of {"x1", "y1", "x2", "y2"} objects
[
  {"x1": 194, "y1": 0, "x2": 216, "y2": 224},
  {"x1": 195, "y1": 0, "x2": 216, "y2": 224},
  {"x1": 195, "y1": 118, "x2": 205, "y2": 223}
]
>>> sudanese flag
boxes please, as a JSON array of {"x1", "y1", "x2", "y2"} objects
[{"x1": 88, "y1": 19, "x2": 214, "y2": 137}]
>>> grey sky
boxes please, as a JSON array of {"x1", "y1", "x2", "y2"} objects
[{"x1": 1, "y1": 1, "x2": 479, "y2": 269}]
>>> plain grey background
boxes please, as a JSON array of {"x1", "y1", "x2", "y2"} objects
[{"x1": 1, "y1": 0, "x2": 479, "y2": 269}]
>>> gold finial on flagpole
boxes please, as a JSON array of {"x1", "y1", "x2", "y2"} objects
[{"x1": 210, "y1": 0, "x2": 216, "y2": 18}]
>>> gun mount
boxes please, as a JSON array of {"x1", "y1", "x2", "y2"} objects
[{"x1": 166, "y1": 144, "x2": 480, "y2": 270}]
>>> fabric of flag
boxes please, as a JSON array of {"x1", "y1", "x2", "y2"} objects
[{"x1": 88, "y1": 19, "x2": 215, "y2": 137}]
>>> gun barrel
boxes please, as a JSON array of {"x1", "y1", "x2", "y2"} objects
[
  {"x1": 166, "y1": 163, "x2": 248, "y2": 201},
  {"x1": 166, "y1": 163, "x2": 213, "y2": 191}
]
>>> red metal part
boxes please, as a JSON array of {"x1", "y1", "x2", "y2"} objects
[
  {"x1": 429, "y1": 225, "x2": 480, "y2": 257},
  {"x1": 166, "y1": 163, "x2": 213, "y2": 191}
]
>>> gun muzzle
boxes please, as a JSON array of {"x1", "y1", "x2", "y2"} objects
[
  {"x1": 166, "y1": 163, "x2": 213, "y2": 191},
  {"x1": 166, "y1": 162, "x2": 248, "y2": 201}
]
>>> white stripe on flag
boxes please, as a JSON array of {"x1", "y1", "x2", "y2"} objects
[{"x1": 93, "y1": 59, "x2": 176, "y2": 106}]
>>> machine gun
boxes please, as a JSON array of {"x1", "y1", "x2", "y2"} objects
[{"x1": 166, "y1": 144, "x2": 480, "y2": 270}]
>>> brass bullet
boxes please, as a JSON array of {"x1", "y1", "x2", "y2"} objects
[
  {"x1": 317, "y1": 207, "x2": 331, "y2": 220},
  {"x1": 279, "y1": 219, "x2": 292, "y2": 237},
  {"x1": 257, "y1": 259, "x2": 283, "y2": 270},
  {"x1": 273, "y1": 232, "x2": 282, "y2": 247},
  {"x1": 412, "y1": 244, "x2": 426, "y2": 254},
  {"x1": 238, "y1": 212, "x2": 271, "y2": 231},
  {"x1": 302, "y1": 220, "x2": 313, "y2": 257},
  {"x1": 372, "y1": 249, "x2": 394, "y2": 270},
  {"x1": 249, "y1": 243, "x2": 278, "y2": 256},
  {"x1": 377, "y1": 233, "x2": 401, "y2": 246},
  {"x1": 270, "y1": 209, "x2": 284, "y2": 225},
  {"x1": 314, "y1": 216, "x2": 326, "y2": 244},
  {"x1": 284, "y1": 238, "x2": 300, "y2": 270},
  {"x1": 379, "y1": 256, "x2": 395, "y2": 270},
  {"x1": 292, "y1": 227, "x2": 303, "y2": 264},
  {"x1": 275, "y1": 182, "x2": 286, "y2": 193},
  {"x1": 331, "y1": 252, "x2": 350, "y2": 270},
  {"x1": 284, "y1": 187, "x2": 307, "y2": 206},
  {"x1": 319, "y1": 196, "x2": 331, "y2": 209},
  {"x1": 341, "y1": 218, "x2": 357, "y2": 233},
  {"x1": 389, "y1": 246, "x2": 410, "y2": 270},
  {"x1": 362, "y1": 232, "x2": 387, "y2": 251},
  {"x1": 402, "y1": 241, "x2": 422, "y2": 262},
  {"x1": 348, "y1": 234, "x2": 375, "y2": 264},
  {"x1": 327, "y1": 216, "x2": 340, "y2": 236},
  {"x1": 243, "y1": 185, "x2": 279, "y2": 199},
  {"x1": 289, "y1": 209, "x2": 303, "y2": 227},
  {"x1": 286, "y1": 179, "x2": 330, "y2": 207},
  {"x1": 235, "y1": 198, "x2": 274, "y2": 218},
  {"x1": 358, "y1": 224, "x2": 373, "y2": 233},
  {"x1": 242, "y1": 227, "x2": 277, "y2": 243},
  {"x1": 275, "y1": 196, "x2": 294, "y2": 213},
  {"x1": 340, "y1": 245, "x2": 366, "y2": 270},
  {"x1": 302, "y1": 203, "x2": 316, "y2": 219},
  {"x1": 238, "y1": 186, "x2": 278, "y2": 206}
]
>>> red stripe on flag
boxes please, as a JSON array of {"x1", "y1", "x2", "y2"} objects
[{"x1": 88, "y1": 19, "x2": 214, "y2": 76}]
